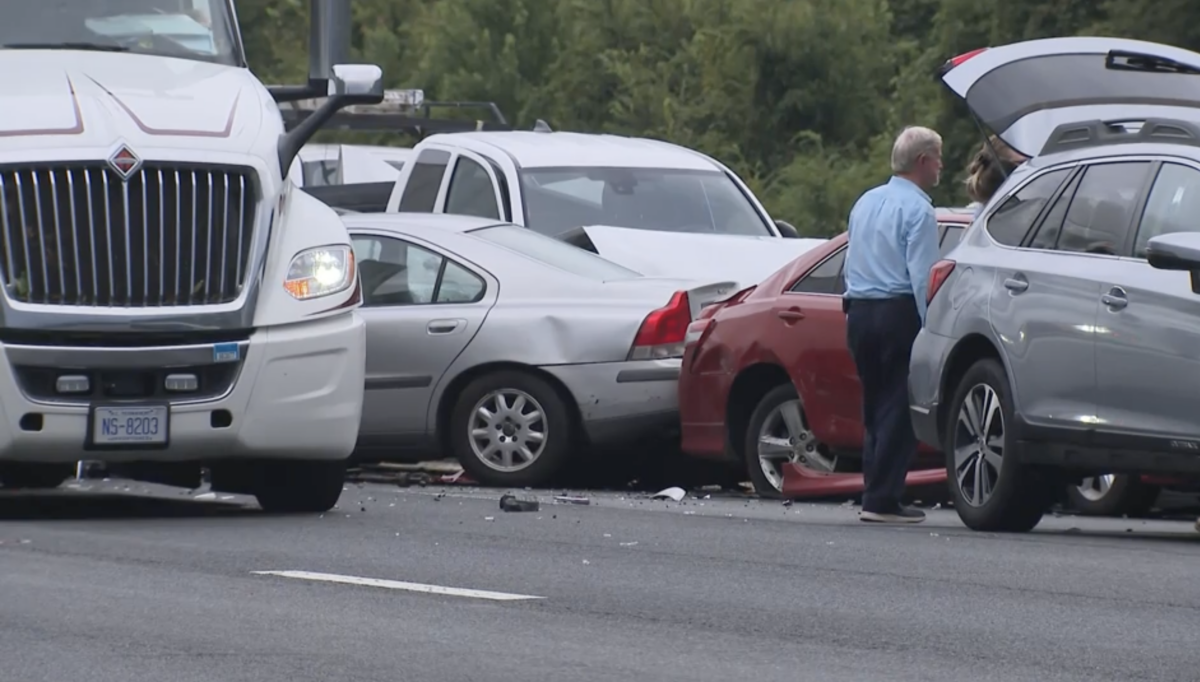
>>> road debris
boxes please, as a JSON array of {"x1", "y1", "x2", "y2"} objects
[
  {"x1": 652, "y1": 486, "x2": 686, "y2": 502},
  {"x1": 499, "y1": 493, "x2": 540, "y2": 512},
  {"x1": 554, "y1": 495, "x2": 590, "y2": 505}
]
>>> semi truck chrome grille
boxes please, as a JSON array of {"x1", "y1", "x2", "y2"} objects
[{"x1": 0, "y1": 163, "x2": 258, "y2": 307}]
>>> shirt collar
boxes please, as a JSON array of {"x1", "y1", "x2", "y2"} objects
[{"x1": 888, "y1": 175, "x2": 932, "y2": 204}]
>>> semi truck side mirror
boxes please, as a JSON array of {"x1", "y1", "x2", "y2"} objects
[
  {"x1": 272, "y1": 0, "x2": 386, "y2": 174},
  {"x1": 277, "y1": 65, "x2": 385, "y2": 173}
]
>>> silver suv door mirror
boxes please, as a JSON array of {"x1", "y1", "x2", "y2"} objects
[{"x1": 1146, "y1": 232, "x2": 1200, "y2": 293}]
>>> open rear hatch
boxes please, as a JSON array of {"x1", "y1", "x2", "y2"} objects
[{"x1": 938, "y1": 37, "x2": 1200, "y2": 157}]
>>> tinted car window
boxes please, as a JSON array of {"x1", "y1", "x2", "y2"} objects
[
  {"x1": 444, "y1": 157, "x2": 500, "y2": 220},
  {"x1": 790, "y1": 248, "x2": 845, "y2": 294},
  {"x1": 1133, "y1": 163, "x2": 1200, "y2": 258},
  {"x1": 469, "y1": 224, "x2": 642, "y2": 281},
  {"x1": 986, "y1": 168, "x2": 1072, "y2": 246},
  {"x1": 397, "y1": 149, "x2": 451, "y2": 212},
  {"x1": 1056, "y1": 162, "x2": 1152, "y2": 256}
]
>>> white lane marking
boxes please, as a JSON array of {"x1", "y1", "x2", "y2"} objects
[{"x1": 251, "y1": 570, "x2": 544, "y2": 601}]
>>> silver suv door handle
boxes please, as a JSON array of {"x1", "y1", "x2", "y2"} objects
[
  {"x1": 1003, "y1": 277, "x2": 1029, "y2": 293},
  {"x1": 1101, "y1": 288, "x2": 1128, "y2": 310}
]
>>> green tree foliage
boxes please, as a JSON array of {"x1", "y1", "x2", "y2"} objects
[{"x1": 236, "y1": 0, "x2": 1196, "y2": 236}]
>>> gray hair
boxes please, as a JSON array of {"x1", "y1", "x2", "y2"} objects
[{"x1": 890, "y1": 126, "x2": 942, "y2": 173}]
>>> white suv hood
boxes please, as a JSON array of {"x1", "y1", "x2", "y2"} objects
[
  {"x1": 0, "y1": 50, "x2": 275, "y2": 162},
  {"x1": 569, "y1": 225, "x2": 827, "y2": 290}
]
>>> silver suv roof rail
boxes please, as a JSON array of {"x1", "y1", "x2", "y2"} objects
[{"x1": 1040, "y1": 117, "x2": 1200, "y2": 156}]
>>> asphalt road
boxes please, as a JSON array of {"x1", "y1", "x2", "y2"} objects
[{"x1": 0, "y1": 479, "x2": 1198, "y2": 682}]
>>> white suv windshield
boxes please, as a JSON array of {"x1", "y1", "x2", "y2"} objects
[
  {"x1": 469, "y1": 224, "x2": 642, "y2": 281},
  {"x1": 0, "y1": 0, "x2": 242, "y2": 66},
  {"x1": 520, "y1": 166, "x2": 772, "y2": 238}
]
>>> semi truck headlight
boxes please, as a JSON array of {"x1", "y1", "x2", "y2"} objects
[{"x1": 283, "y1": 245, "x2": 355, "y2": 300}]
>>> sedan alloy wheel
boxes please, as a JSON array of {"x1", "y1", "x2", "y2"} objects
[
  {"x1": 755, "y1": 397, "x2": 836, "y2": 492},
  {"x1": 468, "y1": 388, "x2": 548, "y2": 472}
]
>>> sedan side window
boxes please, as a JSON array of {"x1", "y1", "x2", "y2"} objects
[
  {"x1": 985, "y1": 168, "x2": 1072, "y2": 246},
  {"x1": 436, "y1": 261, "x2": 486, "y2": 303},
  {"x1": 939, "y1": 224, "x2": 965, "y2": 254},
  {"x1": 351, "y1": 235, "x2": 486, "y2": 307},
  {"x1": 444, "y1": 157, "x2": 501, "y2": 220},
  {"x1": 789, "y1": 248, "x2": 845, "y2": 295},
  {"x1": 1132, "y1": 163, "x2": 1200, "y2": 258}
]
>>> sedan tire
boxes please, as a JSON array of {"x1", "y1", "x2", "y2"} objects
[
  {"x1": 450, "y1": 370, "x2": 573, "y2": 489},
  {"x1": 944, "y1": 358, "x2": 1050, "y2": 533},
  {"x1": 743, "y1": 383, "x2": 837, "y2": 498}
]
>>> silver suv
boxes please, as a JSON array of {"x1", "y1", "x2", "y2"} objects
[{"x1": 908, "y1": 37, "x2": 1200, "y2": 532}]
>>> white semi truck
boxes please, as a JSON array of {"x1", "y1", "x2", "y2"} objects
[{"x1": 0, "y1": 0, "x2": 383, "y2": 512}]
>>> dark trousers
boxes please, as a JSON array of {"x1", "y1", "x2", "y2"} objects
[{"x1": 844, "y1": 296, "x2": 922, "y2": 513}]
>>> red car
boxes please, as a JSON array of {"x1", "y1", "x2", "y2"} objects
[{"x1": 678, "y1": 208, "x2": 973, "y2": 496}]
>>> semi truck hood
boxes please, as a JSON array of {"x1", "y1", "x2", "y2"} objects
[{"x1": 0, "y1": 50, "x2": 272, "y2": 160}]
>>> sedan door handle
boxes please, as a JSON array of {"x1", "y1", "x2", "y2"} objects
[
  {"x1": 776, "y1": 308, "x2": 805, "y2": 321},
  {"x1": 427, "y1": 319, "x2": 464, "y2": 335},
  {"x1": 1003, "y1": 277, "x2": 1029, "y2": 293},
  {"x1": 1101, "y1": 288, "x2": 1128, "y2": 310}
]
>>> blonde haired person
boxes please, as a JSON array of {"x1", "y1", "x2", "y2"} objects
[{"x1": 965, "y1": 136, "x2": 1028, "y2": 216}]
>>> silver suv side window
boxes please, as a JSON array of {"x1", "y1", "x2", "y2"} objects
[
  {"x1": 1053, "y1": 162, "x2": 1152, "y2": 256},
  {"x1": 985, "y1": 168, "x2": 1071, "y2": 246},
  {"x1": 1132, "y1": 163, "x2": 1200, "y2": 258}
]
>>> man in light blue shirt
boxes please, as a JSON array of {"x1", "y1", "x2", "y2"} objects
[{"x1": 843, "y1": 126, "x2": 942, "y2": 525}]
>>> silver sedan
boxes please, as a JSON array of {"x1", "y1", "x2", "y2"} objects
[{"x1": 344, "y1": 212, "x2": 734, "y2": 488}]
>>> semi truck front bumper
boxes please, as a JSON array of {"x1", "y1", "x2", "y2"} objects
[{"x1": 0, "y1": 312, "x2": 365, "y2": 464}]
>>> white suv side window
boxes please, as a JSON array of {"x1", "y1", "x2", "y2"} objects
[{"x1": 1133, "y1": 163, "x2": 1200, "y2": 258}]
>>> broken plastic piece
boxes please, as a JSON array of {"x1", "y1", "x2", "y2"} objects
[
  {"x1": 499, "y1": 493, "x2": 540, "y2": 512},
  {"x1": 554, "y1": 495, "x2": 590, "y2": 505},
  {"x1": 651, "y1": 486, "x2": 686, "y2": 502}
]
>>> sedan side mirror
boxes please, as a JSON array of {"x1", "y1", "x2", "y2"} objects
[
  {"x1": 774, "y1": 220, "x2": 800, "y2": 239},
  {"x1": 1146, "y1": 232, "x2": 1200, "y2": 294}
]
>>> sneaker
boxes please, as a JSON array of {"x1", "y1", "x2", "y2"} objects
[{"x1": 859, "y1": 505, "x2": 926, "y2": 524}]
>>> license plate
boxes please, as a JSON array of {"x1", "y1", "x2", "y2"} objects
[{"x1": 90, "y1": 404, "x2": 169, "y2": 448}]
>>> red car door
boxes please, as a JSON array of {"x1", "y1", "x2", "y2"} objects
[
  {"x1": 766, "y1": 243, "x2": 863, "y2": 448},
  {"x1": 766, "y1": 222, "x2": 967, "y2": 453}
]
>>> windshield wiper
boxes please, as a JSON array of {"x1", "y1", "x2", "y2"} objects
[
  {"x1": 1106, "y1": 50, "x2": 1200, "y2": 75},
  {"x1": 2, "y1": 42, "x2": 129, "y2": 53}
]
